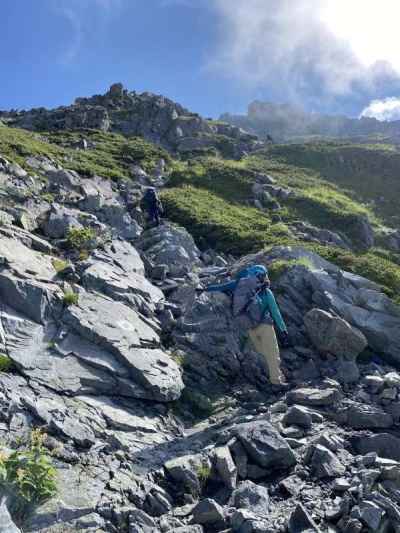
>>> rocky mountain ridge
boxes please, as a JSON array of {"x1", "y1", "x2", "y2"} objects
[
  {"x1": 221, "y1": 101, "x2": 400, "y2": 143},
  {"x1": 0, "y1": 84, "x2": 259, "y2": 159},
  {"x1": 0, "y1": 89, "x2": 399, "y2": 532}
]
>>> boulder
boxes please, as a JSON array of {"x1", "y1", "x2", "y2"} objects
[
  {"x1": 308, "y1": 444, "x2": 346, "y2": 479},
  {"x1": 287, "y1": 388, "x2": 341, "y2": 407},
  {"x1": 350, "y1": 433, "x2": 400, "y2": 461},
  {"x1": 164, "y1": 454, "x2": 208, "y2": 496},
  {"x1": 288, "y1": 504, "x2": 321, "y2": 533},
  {"x1": 350, "y1": 215, "x2": 375, "y2": 249},
  {"x1": 0, "y1": 236, "x2": 61, "y2": 323},
  {"x1": 231, "y1": 480, "x2": 269, "y2": 515},
  {"x1": 304, "y1": 308, "x2": 367, "y2": 359},
  {"x1": 191, "y1": 498, "x2": 225, "y2": 525},
  {"x1": 346, "y1": 404, "x2": 393, "y2": 429},
  {"x1": 282, "y1": 405, "x2": 313, "y2": 430},
  {"x1": 26, "y1": 462, "x2": 108, "y2": 532},
  {"x1": 212, "y1": 446, "x2": 237, "y2": 489},
  {"x1": 358, "y1": 500, "x2": 384, "y2": 530},
  {"x1": 236, "y1": 420, "x2": 297, "y2": 470},
  {"x1": 138, "y1": 223, "x2": 201, "y2": 276},
  {"x1": 63, "y1": 291, "x2": 184, "y2": 401},
  {"x1": 42, "y1": 205, "x2": 83, "y2": 239},
  {"x1": 82, "y1": 259, "x2": 163, "y2": 312}
]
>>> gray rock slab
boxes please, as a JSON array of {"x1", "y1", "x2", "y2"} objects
[
  {"x1": 63, "y1": 291, "x2": 183, "y2": 401},
  {"x1": 346, "y1": 404, "x2": 394, "y2": 429},
  {"x1": 287, "y1": 388, "x2": 341, "y2": 407},
  {"x1": 236, "y1": 420, "x2": 297, "y2": 470},
  {"x1": 25, "y1": 462, "x2": 108, "y2": 532},
  {"x1": 305, "y1": 308, "x2": 367, "y2": 358},
  {"x1": 231, "y1": 480, "x2": 269, "y2": 515}
]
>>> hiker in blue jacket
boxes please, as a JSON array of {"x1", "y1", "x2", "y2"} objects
[{"x1": 198, "y1": 265, "x2": 289, "y2": 385}]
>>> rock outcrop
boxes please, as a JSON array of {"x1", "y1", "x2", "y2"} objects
[{"x1": 0, "y1": 83, "x2": 260, "y2": 158}]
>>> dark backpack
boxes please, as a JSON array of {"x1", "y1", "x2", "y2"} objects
[{"x1": 232, "y1": 277, "x2": 273, "y2": 331}]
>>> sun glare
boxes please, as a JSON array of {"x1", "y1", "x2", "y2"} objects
[{"x1": 321, "y1": 0, "x2": 400, "y2": 71}]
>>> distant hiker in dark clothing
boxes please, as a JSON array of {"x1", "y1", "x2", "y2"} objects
[
  {"x1": 198, "y1": 264, "x2": 289, "y2": 385},
  {"x1": 142, "y1": 187, "x2": 163, "y2": 226}
]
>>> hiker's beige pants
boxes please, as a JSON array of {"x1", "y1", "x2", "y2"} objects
[{"x1": 249, "y1": 323, "x2": 283, "y2": 385}]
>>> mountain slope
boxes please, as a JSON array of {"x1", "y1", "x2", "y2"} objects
[{"x1": 1, "y1": 87, "x2": 400, "y2": 531}]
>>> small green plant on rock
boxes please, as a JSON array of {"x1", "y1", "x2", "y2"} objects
[
  {"x1": 170, "y1": 351, "x2": 185, "y2": 366},
  {"x1": 0, "y1": 354, "x2": 13, "y2": 373},
  {"x1": 41, "y1": 192, "x2": 55, "y2": 204},
  {"x1": 196, "y1": 464, "x2": 211, "y2": 487},
  {"x1": 0, "y1": 429, "x2": 57, "y2": 521},
  {"x1": 63, "y1": 290, "x2": 79, "y2": 306},
  {"x1": 66, "y1": 227, "x2": 96, "y2": 251},
  {"x1": 268, "y1": 257, "x2": 314, "y2": 282},
  {"x1": 52, "y1": 258, "x2": 69, "y2": 273}
]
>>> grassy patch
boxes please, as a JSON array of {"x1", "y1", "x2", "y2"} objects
[
  {"x1": 162, "y1": 186, "x2": 292, "y2": 255},
  {"x1": 0, "y1": 125, "x2": 170, "y2": 180},
  {"x1": 63, "y1": 291, "x2": 79, "y2": 306},
  {"x1": 196, "y1": 464, "x2": 211, "y2": 487},
  {"x1": 66, "y1": 227, "x2": 96, "y2": 250},
  {"x1": 257, "y1": 142, "x2": 400, "y2": 226},
  {"x1": 0, "y1": 354, "x2": 14, "y2": 373},
  {"x1": 0, "y1": 429, "x2": 57, "y2": 522},
  {"x1": 52, "y1": 258, "x2": 69, "y2": 273},
  {"x1": 268, "y1": 257, "x2": 314, "y2": 282},
  {"x1": 312, "y1": 245, "x2": 400, "y2": 303},
  {"x1": 168, "y1": 157, "x2": 253, "y2": 202}
]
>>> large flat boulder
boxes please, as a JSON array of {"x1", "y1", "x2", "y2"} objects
[
  {"x1": 0, "y1": 236, "x2": 61, "y2": 323},
  {"x1": 138, "y1": 222, "x2": 201, "y2": 276},
  {"x1": 63, "y1": 291, "x2": 183, "y2": 401},
  {"x1": 82, "y1": 260, "x2": 163, "y2": 311},
  {"x1": 304, "y1": 308, "x2": 367, "y2": 358}
]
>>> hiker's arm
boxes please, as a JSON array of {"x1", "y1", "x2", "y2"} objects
[
  {"x1": 265, "y1": 289, "x2": 287, "y2": 333},
  {"x1": 205, "y1": 280, "x2": 237, "y2": 293}
]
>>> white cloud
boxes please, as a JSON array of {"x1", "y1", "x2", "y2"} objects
[
  {"x1": 209, "y1": 0, "x2": 400, "y2": 107},
  {"x1": 53, "y1": 0, "x2": 122, "y2": 64},
  {"x1": 360, "y1": 97, "x2": 400, "y2": 121}
]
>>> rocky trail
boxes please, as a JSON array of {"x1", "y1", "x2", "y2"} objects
[{"x1": 0, "y1": 138, "x2": 400, "y2": 533}]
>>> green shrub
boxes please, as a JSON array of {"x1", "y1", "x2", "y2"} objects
[
  {"x1": 0, "y1": 429, "x2": 57, "y2": 520},
  {"x1": 170, "y1": 352, "x2": 185, "y2": 367},
  {"x1": 66, "y1": 227, "x2": 96, "y2": 250},
  {"x1": 41, "y1": 193, "x2": 55, "y2": 204},
  {"x1": 0, "y1": 354, "x2": 13, "y2": 373},
  {"x1": 63, "y1": 291, "x2": 79, "y2": 306},
  {"x1": 268, "y1": 257, "x2": 314, "y2": 282},
  {"x1": 196, "y1": 464, "x2": 211, "y2": 486},
  {"x1": 52, "y1": 258, "x2": 69, "y2": 273}
]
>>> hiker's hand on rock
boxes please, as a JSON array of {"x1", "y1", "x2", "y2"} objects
[{"x1": 280, "y1": 331, "x2": 291, "y2": 348}]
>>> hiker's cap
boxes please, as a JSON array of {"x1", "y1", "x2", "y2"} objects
[{"x1": 247, "y1": 265, "x2": 268, "y2": 277}]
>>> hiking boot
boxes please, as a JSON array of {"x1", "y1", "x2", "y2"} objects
[{"x1": 270, "y1": 380, "x2": 291, "y2": 393}]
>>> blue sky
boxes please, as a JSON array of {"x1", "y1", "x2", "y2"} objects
[
  {"x1": 2, "y1": 0, "x2": 400, "y2": 120},
  {"x1": 1, "y1": 0, "x2": 248, "y2": 117}
]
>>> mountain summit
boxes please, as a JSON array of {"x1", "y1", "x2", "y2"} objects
[{"x1": 0, "y1": 83, "x2": 259, "y2": 158}]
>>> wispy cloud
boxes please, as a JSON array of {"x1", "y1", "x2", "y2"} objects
[
  {"x1": 159, "y1": 0, "x2": 210, "y2": 8},
  {"x1": 209, "y1": 0, "x2": 400, "y2": 110},
  {"x1": 361, "y1": 97, "x2": 400, "y2": 121},
  {"x1": 52, "y1": 0, "x2": 122, "y2": 64}
]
